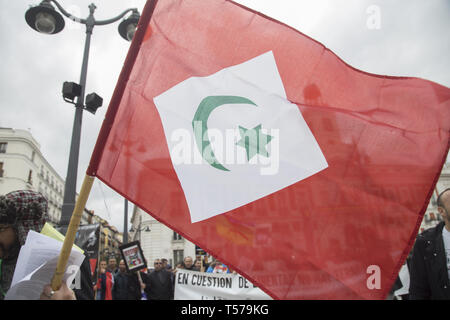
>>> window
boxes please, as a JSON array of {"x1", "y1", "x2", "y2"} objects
[
  {"x1": 31, "y1": 151, "x2": 36, "y2": 162},
  {"x1": 173, "y1": 250, "x2": 184, "y2": 266},
  {"x1": 0, "y1": 142, "x2": 7, "y2": 153},
  {"x1": 173, "y1": 232, "x2": 183, "y2": 241},
  {"x1": 28, "y1": 170, "x2": 33, "y2": 185},
  {"x1": 0, "y1": 162, "x2": 3, "y2": 177}
]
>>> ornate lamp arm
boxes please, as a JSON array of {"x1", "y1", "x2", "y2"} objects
[
  {"x1": 95, "y1": 8, "x2": 138, "y2": 26},
  {"x1": 48, "y1": 0, "x2": 87, "y2": 24},
  {"x1": 48, "y1": 0, "x2": 138, "y2": 27}
]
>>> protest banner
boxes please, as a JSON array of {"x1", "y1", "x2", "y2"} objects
[{"x1": 175, "y1": 269, "x2": 272, "y2": 300}]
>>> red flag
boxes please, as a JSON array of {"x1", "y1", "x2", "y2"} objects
[{"x1": 88, "y1": 0, "x2": 450, "y2": 299}]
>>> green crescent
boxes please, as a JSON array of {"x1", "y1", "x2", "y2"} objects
[{"x1": 192, "y1": 95, "x2": 257, "y2": 171}]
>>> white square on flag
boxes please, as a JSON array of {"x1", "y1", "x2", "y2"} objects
[{"x1": 154, "y1": 51, "x2": 328, "y2": 223}]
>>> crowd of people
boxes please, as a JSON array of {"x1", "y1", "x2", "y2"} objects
[
  {"x1": 93, "y1": 255, "x2": 234, "y2": 300},
  {"x1": 1, "y1": 188, "x2": 449, "y2": 300},
  {"x1": 0, "y1": 189, "x2": 233, "y2": 300}
]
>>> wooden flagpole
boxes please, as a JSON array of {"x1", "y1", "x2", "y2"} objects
[{"x1": 51, "y1": 174, "x2": 95, "y2": 290}]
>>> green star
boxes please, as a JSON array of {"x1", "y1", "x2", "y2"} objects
[{"x1": 236, "y1": 124, "x2": 274, "y2": 161}]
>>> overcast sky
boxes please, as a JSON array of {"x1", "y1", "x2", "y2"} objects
[{"x1": 1, "y1": 0, "x2": 449, "y2": 233}]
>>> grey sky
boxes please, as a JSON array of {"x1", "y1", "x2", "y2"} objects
[{"x1": 0, "y1": 0, "x2": 448, "y2": 233}]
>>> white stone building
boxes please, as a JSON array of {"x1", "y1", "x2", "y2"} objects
[
  {"x1": 420, "y1": 161, "x2": 450, "y2": 232},
  {"x1": 0, "y1": 127, "x2": 65, "y2": 225},
  {"x1": 129, "y1": 206, "x2": 197, "y2": 268}
]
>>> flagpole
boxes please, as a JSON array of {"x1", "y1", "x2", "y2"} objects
[{"x1": 51, "y1": 174, "x2": 95, "y2": 290}]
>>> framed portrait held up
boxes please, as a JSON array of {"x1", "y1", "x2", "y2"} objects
[{"x1": 119, "y1": 241, "x2": 147, "y2": 272}]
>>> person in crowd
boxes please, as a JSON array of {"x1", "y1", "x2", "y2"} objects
[
  {"x1": 136, "y1": 270, "x2": 149, "y2": 300},
  {"x1": 182, "y1": 256, "x2": 195, "y2": 270},
  {"x1": 112, "y1": 260, "x2": 138, "y2": 300},
  {"x1": 107, "y1": 256, "x2": 119, "y2": 275},
  {"x1": 72, "y1": 255, "x2": 95, "y2": 299},
  {"x1": 206, "y1": 259, "x2": 231, "y2": 273},
  {"x1": 193, "y1": 259, "x2": 205, "y2": 272},
  {"x1": 160, "y1": 257, "x2": 176, "y2": 286},
  {"x1": 173, "y1": 262, "x2": 184, "y2": 276},
  {"x1": 40, "y1": 283, "x2": 76, "y2": 300},
  {"x1": 196, "y1": 255, "x2": 210, "y2": 270},
  {"x1": 389, "y1": 251, "x2": 412, "y2": 300},
  {"x1": 175, "y1": 263, "x2": 184, "y2": 270},
  {"x1": 112, "y1": 259, "x2": 128, "y2": 300},
  {"x1": 409, "y1": 188, "x2": 450, "y2": 299},
  {"x1": 144, "y1": 258, "x2": 174, "y2": 300},
  {"x1": 94, "y1": 260, "x2": 114, "y2": 300},
  {"x1": 161, "y1": 258, "x2": 172, "y2": 271},
  {"x1": 0, "y1": 190, "x2": 83, "y2": 300}
]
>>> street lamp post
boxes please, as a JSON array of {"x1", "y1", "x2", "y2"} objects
[
  {"x1": 129, "y1": 220, "x2": 151, "y2": 242},
  {"x1": 25, "y1": 1, "x2": 141, "y2": 226},
  {"x1": 123, "y1": 199, "x2": 129, "y2": 244}
]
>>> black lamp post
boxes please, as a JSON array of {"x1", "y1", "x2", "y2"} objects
[
  {"x1": 123, "y1": 199, "x2": 129, "y2": 244},
  {"x1": 129, "y1": 221, "x2": 151, "y2": 243},
  {"x1": 25, "y1": 1, "x2": 141, "y2": 226},
  {"x1": 129, "y1": 225, "x2": 151, "y2": 233}
]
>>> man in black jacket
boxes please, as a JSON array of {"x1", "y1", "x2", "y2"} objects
[
  {"x1": 409, "y1": 188, "x2": 450, "y2": 300},
  {"x1": 144, "y1": 258, "x2": 174, "y2": 300},
  {"x1": 73, "y1": 256, "x2": 95, "y2": 300},
  {"x1": 112, "y1": 260, "x2": 143, "y2": 300}
]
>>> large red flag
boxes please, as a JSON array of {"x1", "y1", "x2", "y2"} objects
[{"x1": 88, "y1": 0, "x2": 450, "y2": 299}]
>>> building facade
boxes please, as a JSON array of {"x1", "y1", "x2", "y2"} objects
[
  {"x1": 97, "y1": 217, "x2": 123, "y2": 262},
  {"x1": 130, "y1": 206, "x2": 196, "y2": 268},
  {"x1": 420, "y1": 161, "x2": 450, "y2": 232},
  {"x1": 0, "y1": 128, "x2": 124, "y2": 268},
  {"x1": 0, "y1": 127, "x2": 65, "y2": 225},
  {"x1": 0, "y1": 127, "x2": 107, "y2": 228}
]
